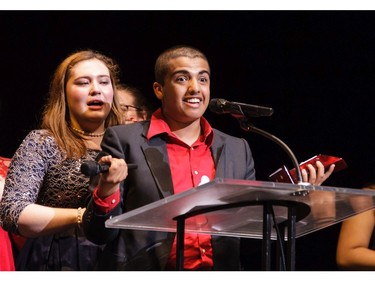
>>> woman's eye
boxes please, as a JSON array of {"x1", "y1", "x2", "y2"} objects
[{"x1": 76, "y1": 80, "x2": 89, "y2": 85}]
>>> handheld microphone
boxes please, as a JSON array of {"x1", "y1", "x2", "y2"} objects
[
  {"x1": 209, "y1": 98, "x2": 274, "y2": 118},
  {"x1": 81, "y1": 160, "x2": 138, "y2": 176}
]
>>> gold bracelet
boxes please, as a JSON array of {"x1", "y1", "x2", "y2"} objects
[{"x1": 77, "y1": 207, "x2": 82, "y2": 225}]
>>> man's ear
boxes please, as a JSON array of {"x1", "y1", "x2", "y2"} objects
[{"x1": 153, "y1": 82, "x2": 163, "y2": 100}]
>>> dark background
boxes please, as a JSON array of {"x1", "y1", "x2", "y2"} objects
[{"x1": 1, "y1": 10, "x2": 374, "y2": 270}]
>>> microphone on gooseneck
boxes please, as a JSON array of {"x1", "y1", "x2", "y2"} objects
[
  {"x1": 209, "y1": 98, "x2": 274, "y2": 118},
  {"x1": 209, "y1": 98, "x2": 304, "y2": 183},
  {"x1": 81, "y1": 160, "x2": 138, "y2": 176}
]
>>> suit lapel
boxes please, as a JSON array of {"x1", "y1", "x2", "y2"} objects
[
  {"x1": 142, "y1": 135, "x2": 174, "y2": 199},
  {"x1": 211, "y1": 129, "x2": 225, "y2": 177}
]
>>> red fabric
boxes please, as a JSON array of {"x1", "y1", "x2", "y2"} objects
[
  {"x1": 0, "y1": 156, "x2": 10, "y2": 179},
  {"x1": 92, "y1": 187, "x2": 120, "y2": 215},
  {"x1": 0, "y1": 156, "x2": 15, "y2": 271},
  {"x1": 148, "y1": 109, "x2": 215, "y2": 270},
  {"x1": 0, "y1": 227, "x2": 15, "y2": 271}
]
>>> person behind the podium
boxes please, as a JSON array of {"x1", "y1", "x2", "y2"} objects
[{"x1": 82, "y1": 45, "x2": 334, "y2": 270}]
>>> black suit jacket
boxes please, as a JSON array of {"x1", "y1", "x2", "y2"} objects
[{"x1": 83, "y1": 120, "x2": 256, "y2": 270}]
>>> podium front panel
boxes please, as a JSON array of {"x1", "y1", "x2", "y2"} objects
[{"x1": 105, "y1": 179, "x2": 375, "y2": 239}]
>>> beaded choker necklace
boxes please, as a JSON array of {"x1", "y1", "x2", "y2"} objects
[{"x1": 71, "y1": 127, "x2": 105, "y2": 137}]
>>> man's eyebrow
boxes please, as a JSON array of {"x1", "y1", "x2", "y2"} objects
[
  {"x1": 171, "y1": 70, "x2": 210, "y2": 76},
  {"x1": 199, "y1": 70, "x2": 210, "y2": 76},
  {"x1": 171, "y1": 70, "x2": 189, "y2": 76}
]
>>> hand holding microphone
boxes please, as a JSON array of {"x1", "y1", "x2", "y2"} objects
[
  {"x1": 81, "y1": 160, "x2": 137, "y2": 176},
  {"x1": 81, "y1": 150, "x2": 137, "y2": 177},
  {"x1": 81, "y1": 154, "x2": 136, "y2": 198}
]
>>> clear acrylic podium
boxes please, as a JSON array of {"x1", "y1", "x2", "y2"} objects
[{"x1": 105, "y1": 178, "x2": 375, "y2": 270}]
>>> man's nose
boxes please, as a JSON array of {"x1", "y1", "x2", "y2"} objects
[{"x1": 188, "y1": 78, "x2": 200, "y2": 93}]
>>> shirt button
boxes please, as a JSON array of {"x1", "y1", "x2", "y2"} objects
[
  {"x1": 194, "y1": 171, "x2": 198, "y2": 175},
  {"x1": 111, "y1": 199, "x2": 116, "y2": 204}
]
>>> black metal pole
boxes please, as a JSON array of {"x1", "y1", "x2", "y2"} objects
[{"x1": 176, "y1": 218, "x2": 185, "y2": 270}]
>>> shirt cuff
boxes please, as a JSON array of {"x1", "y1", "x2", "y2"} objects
[{"x1": 92, "y1": 187, "x2": 120, "y2": 215}]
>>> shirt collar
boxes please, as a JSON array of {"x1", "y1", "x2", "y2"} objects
[{"x1": 147, "y1": 108, "x2": 214, "y2": 147}]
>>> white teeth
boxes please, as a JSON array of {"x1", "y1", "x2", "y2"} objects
[{"x1": 186, "y1": 98, "x2": 200, "y2": 103}]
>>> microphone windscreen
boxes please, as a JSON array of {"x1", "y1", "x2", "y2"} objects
[{"x1": 208, "y1": 98, "x2": 225, "y2": 113}]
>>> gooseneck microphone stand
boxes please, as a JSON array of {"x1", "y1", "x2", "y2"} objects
[{"x1": 235, "y1": 115, "x2": 304, "y2": 184}]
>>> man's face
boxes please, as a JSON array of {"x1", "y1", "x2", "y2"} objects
[{"x1": 155, "y1": 56, "x2": 210, "y2": 128}]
